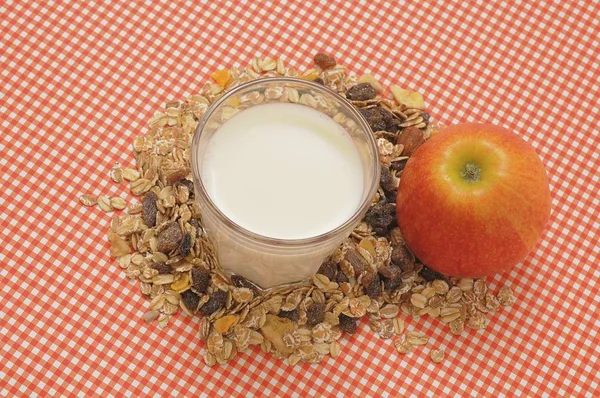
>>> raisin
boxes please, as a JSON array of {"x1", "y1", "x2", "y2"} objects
[
  {"x1": 191, "y1": 267, "x2": 211, "y2": 294},
  {"x1": 391, "y1": 158, "x2": 408, "y2": 172},
  {"x1": 421, "y1": 112, "x2": 431, "y2": 124},
  {"x1": 157, "y1": 222, "x2": 183, "y2": 253},
  {"x1": 383, "y1": 276, "x2": 403, "y2": 292},
  {"x1": 378, "y1": 263, "x2": 401, "y2": 280},
  {"x1": 346, "y1": 83, "x2": 377, "y2": 101},
  {"x1": 313, "y1": 53, "x2": 336, "y2": 70},
  {"x1": 306, "y1": 303, "x2": 326, "y2": 326},
  {"x1": 345, "y1": 250, "x2": 367, "y2": 276},
  {"x1": 420, "y1": 265, "x2": 447, "y2": 282},
  {"x1": 152, "y1": 262, "x2": 171, "y2": 275},
  {"x1": 313, "y1": 77, "x2": 325, "y2": 85},
  {"x1": 181, "y1": 289, "x2": 201, "y2": 312},
  {"x1": 380, "y1": 166, "x2": 396, "y2": 193},
  {"x1": 317, "y1": 260, "x2": 338, "y2": 280},
  {"x1": 199, "y1": 290, "x2": 227, "y2": 315},
  {"x1": 174, "y1": 179, "x2": 195, "y2": 199},
  {"x1": 335, "y1": 271, "x2": 349, "y2": 284},
  {"x1": 359, "y1": 107, "x2": 395, "y2": 132},
  {"x1": 362, "y1": 271, "x2": 381, "y2": 298},
  {"x1": 178, "y1": 233, "x2": 192, "y2": 256},
  {"x1": 391, "y1": 245, "x2": 415, "y2": 272},
  {"x1": 364, "y1": 203, "x2": 396, "y2": 235},
  {"x1": 338, "y1": 314, "x2": 357, "y2": 334},
  {"x1": 277, "y1": 309, "x2": 299, "y2": 322},
  {"x1": 142, "y1": 192, "x2": 158, "y2": 227},
  {"x1": 230, "y1": 274, "x2": 260, "y2": 295}
]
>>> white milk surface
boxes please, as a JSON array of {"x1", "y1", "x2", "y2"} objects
[{"x1": 201, "y1": 103, "x2": 364, "y2": 239}]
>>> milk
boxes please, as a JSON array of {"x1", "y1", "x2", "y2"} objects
[{"x1": 201, "y1": 102, "x2": 364, "y2": 240}]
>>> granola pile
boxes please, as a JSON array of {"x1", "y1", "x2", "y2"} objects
[{"x1": 81, "y1": 53, "x2": 516, "y2": 366}]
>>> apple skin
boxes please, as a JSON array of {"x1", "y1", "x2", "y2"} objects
[{"x1": 396, "y1": 123, "x2": 551, "y2": 278}]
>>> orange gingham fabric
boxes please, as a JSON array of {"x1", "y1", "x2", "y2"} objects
[{"x1": 1, "y1": 0, "x2": 599, "y2": 396}]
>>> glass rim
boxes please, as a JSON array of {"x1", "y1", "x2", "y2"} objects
[{"x1": 191, "y1": 77, "x2": 381, "y2": 248}]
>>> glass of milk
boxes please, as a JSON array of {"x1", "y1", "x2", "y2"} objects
[{"x1": 191, "y1": 77, "x2": 379, "y2": 289}]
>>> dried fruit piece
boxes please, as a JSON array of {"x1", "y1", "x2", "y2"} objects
[
  {"x1": 181, "y1": 289, "x2": 201, "y2": 313},
  {"x1": 419, "y1": 265, "x2": 446, "y2": 282},
  {"x1": 214, "y1": 314, "x2": 238, "y2": 334},
  {"x1": 346, "y1": 83, "x2": 377, "y2": 101},
  {"x1": 211, "y1": 68, "x2": 230, "y2": 86},
  {"x1": 338, "y1": 314, "x2": 357, "y2": 334},
  {"x1": 359, "y1": 107, "x2": 397, "y2": 132},
  {"x1": 362, "y1": 271, "x2": 381, "y2": 298},
  {"x1": 391, "y1": 85, "x2": 425, "y2": 109},
  {"x1": 396, "y1": 127, "x2": 425, "y2": 156},
  {"x1": 317, "y1": 260, "x2": 338, "y2": 280},
  {"x1": 142, "y1": 192, "x2": 158, "y2": 227},
  {"x1": 313, "y1": 53, "x2": 336, "y2": 70},
  {"x1": 358, "y1": 74, "x2": 383, "y2": 93},
  {"x1": 171, "y1": 273, "x2": 191, "y2": 292},
  {"x1": 380, "y1": 166, "x2": 397, "y2": 193},
  {"x1": 191, "y1": 267, "x2": 211, "y2": 294},
  {"x1": 152, "y1": 262, "x2": 171, "y2": 275},
  {"x1": 391, "y1": 244, "x2": 415, "y2": 271},
  {"x1": 364, "y1": 202, "x2": 396, "y2": 235},
  {"x1": 178, "y1": 233, "x2": 192, "y2": 256},
  {"x1": 230, "y1": 274, "x2": 260, "y2": 295},
  {"x1": 345, "y1": 249, "x2": 367, "y2": 276},
  {"x1": 199, "y1": 290, "x2": 227, "y2": 315},
  {"x1": 306, "y1": 303, "x2": 326, "y2": 326},
  {"x1": 157, "y1": 222, "x2": 183, "y2": 253},
  {"x1": 277, "y1": 309, "x2": 299, "y2": 322}
]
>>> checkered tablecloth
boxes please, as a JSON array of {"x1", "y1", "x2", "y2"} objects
[{"x1": 1, "y1": 1, "x2": 599, "y2": 396}]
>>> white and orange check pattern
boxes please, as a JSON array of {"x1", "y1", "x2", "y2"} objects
[{"x1": 1, "y1": 1, "x2": 599, "y2": 396}]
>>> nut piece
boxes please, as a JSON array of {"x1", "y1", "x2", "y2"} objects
[
  {"x1": 390, "y1": 85, "x2": 425, "y2": 109},
  {"x1": 396, "y1": 127, "x2": 425, "y2": 156},
  {"x1": 313, "y1": 53, "x2": 336, "y2": 70},
  {"x1": 260, "y1": 314, "x2": 294, "y2": 355}
]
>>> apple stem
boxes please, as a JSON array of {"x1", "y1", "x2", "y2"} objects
[{"x1": 461, "y1": 162, "x2": 481, "y2": 183}]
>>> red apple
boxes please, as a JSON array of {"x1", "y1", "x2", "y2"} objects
[{"x1": 396, "y1": 123, "x2": 551, "y2": 277}]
